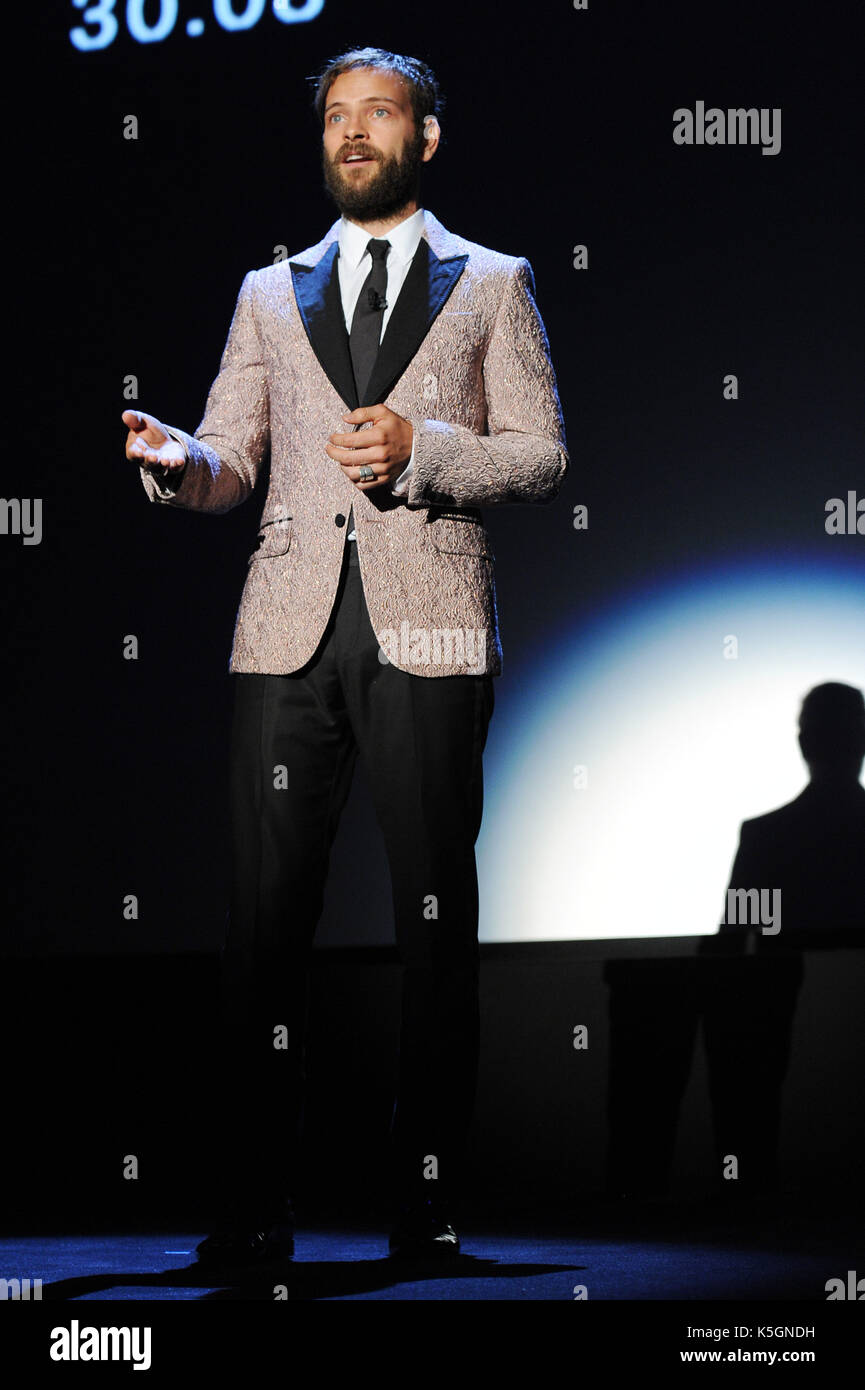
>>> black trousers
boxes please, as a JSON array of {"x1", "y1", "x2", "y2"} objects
[{"x1": 215, "y1": 535, "x2": 495, "y2": 1219}]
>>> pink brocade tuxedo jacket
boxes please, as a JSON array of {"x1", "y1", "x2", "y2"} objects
[{"x1": 140, "y1": 210, "x2": 569, "y2": 677}]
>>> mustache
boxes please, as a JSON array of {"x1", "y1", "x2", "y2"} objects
[{"x1": 337, "y1": 147, "x2": 382, "y2": 163}]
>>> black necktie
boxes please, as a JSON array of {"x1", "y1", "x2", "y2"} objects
[{"x1": 349, "y1": 238, "x2": 390, "y2": 405}]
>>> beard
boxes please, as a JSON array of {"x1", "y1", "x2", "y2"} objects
[{"x1": 322, "y1": 125, "x2": 426, "y2": 221}]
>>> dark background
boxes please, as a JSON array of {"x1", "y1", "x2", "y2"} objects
[
  {"x1": 0, "y1": 1, "x2": 862, "y2": 1225},
  {"x1": 4, "y1": 0, "x2": 861, "y2": 955}
]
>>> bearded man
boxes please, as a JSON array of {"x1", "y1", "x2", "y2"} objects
[{"x1": 123, "y1": 46, "x2": 568, "y2": 1266}]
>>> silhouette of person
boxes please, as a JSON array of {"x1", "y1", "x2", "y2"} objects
[
  {"x1": 702, "y1": 682, "x2": 865, "y2": 1197},
  {"x1": 721, "y1": 682, "x2": 865, "y2": 937},
  {"x1": 604, "y1": 684, "x2": 865, "y2": 1205}
]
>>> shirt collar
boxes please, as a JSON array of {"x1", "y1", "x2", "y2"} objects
[{"x1": 338, "y1": 207, "x2": 426, "y2": 271}]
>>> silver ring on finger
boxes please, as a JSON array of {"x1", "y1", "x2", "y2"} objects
[{"x1": 358, "y1": 465, "x2": 375, "y2": 481}]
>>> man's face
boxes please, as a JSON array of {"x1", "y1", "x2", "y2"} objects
[{"x1": 321, "y1": 67, "x2": 428, "y2": 221}]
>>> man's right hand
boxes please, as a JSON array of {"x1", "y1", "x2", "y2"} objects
[{"x1": 123, "y1": 409, "x2": 186, "y2": 474}]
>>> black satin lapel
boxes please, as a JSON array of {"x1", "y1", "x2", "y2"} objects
[
  {"x1": 363, "y1": 242, "x2": 469, "y2": 407},
  {"x1": 290, "y1": 244, "x2": 358, "y2": 410}
]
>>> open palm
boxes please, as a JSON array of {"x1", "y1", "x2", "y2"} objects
[{"x1": 123, "y1": 410, "x2": 186, "y2": 471}]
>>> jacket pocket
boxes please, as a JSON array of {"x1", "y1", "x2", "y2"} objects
[
  {"x1": 249, "y1": 514, "x2": 293, "y2": 562},
  {"x1": 424, "y1": 511, "x2": 493, "y2": 558}
]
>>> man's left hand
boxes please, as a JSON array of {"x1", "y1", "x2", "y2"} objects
[{"x1": 327, "y1": 404, "x2": 413, "y2": 490}]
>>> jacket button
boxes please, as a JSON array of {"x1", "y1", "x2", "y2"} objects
[{"x1": 334, "y1": 513, "x2": 346, "y2": 527}]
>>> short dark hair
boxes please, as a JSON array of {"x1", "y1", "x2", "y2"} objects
[
  {"x1": 310, "y1": 47, "x2": 443, "y2": 133},
  {"x1": 799, "y1": 681, "x2": 865, "y2": 761}
]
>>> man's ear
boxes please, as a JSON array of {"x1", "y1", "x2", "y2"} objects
[{"x1": 422, "y1": 115, "x2": 441, "y2": 159}]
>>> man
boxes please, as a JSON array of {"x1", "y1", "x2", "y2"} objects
[
  {"x1": 123, "y1": 47, "x2": 568, "y2": 1265},
  {"x1": 702, "y1": 682, "x2": 865, "y2": 1196}
]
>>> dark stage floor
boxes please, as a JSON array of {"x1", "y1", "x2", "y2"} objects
[{"x1": 3, "y1": 1194, "x2": 860, "y2": 1301}]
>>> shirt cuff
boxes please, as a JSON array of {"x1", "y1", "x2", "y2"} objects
[
  {"x1": 391, "y1": 432, "x2": 415, "y2": 495},
  {"x1": 146, "y1": 427, "x2": 190, "y2": 496}
]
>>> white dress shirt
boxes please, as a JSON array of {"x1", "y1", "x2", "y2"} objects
[{"x1": 336, "y1": 207, "x2": 424, "y2": 537}]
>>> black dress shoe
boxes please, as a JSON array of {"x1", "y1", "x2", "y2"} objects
[
  {"x1": 388, "y1": 1198, "x2": 461, "y2": 1259},
  {"x1": 196, "y1": 1200, "x2": 296, "y2": 1268}
]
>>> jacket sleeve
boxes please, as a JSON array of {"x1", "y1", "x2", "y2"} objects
[
  {"x1": 719, "y1": 821, "x2": 764, "y2": 932},
  {"x1": 139, "y1": 270, "x2": 269, "y2": 513},
  {"x1": 403, "y1": 257, "x2": 569, "y2": 509}
]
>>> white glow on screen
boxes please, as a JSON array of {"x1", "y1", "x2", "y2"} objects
[{"x1": 478, "y1": 561, "x2": 865, "y2": 941}]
